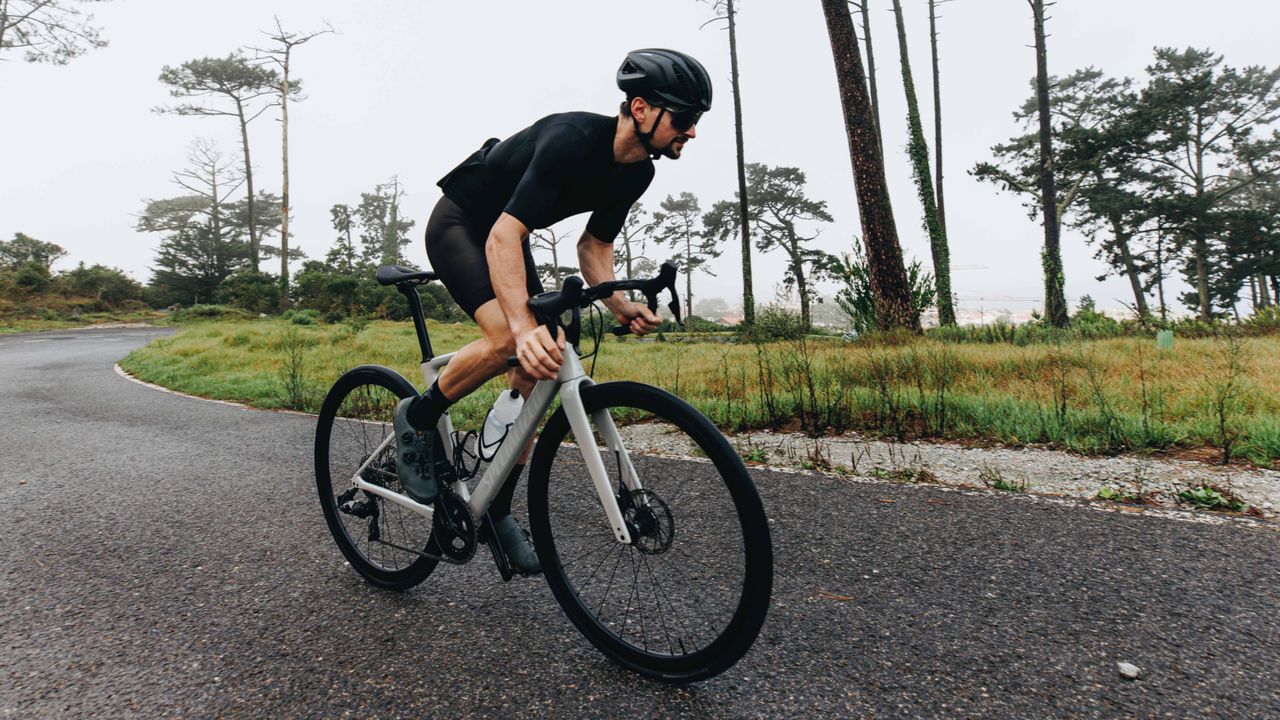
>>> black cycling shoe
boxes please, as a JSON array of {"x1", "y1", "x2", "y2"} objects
[
  {"x1": 393, "y1": 397, "x2": 449, "y2": 504},
  {"x1": 493, "y1": 515, "x2": 541, "y2": 576}
]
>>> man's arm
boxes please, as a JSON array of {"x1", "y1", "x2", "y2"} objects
[
  {"x1": 488, "y1": 212, "x2": 563, "y2": 378},
  {"x1": 577, "y1": 231, "x2": 660, "y2": 335}
]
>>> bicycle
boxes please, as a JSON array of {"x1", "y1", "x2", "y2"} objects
[{"x1": 314, "y1": 262, "x2": 773, "y2": 683}]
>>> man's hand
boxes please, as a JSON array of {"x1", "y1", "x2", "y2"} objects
[
  {"x1": 514, "y1": 323, "x2": 565, "y2": 380},
  {"x1": 613, "y1": 301, "x2": 661, "y2": 336}
]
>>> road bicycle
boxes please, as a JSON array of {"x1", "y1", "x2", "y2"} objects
[{"x1": 314, "y1": 262, "x2": 773, "y2": 683}]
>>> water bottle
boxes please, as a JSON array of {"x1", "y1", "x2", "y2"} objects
[{"x1": 479, "y1": 388, "x2": 523, "y2": 460}]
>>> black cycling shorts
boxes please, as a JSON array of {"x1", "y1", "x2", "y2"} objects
[{"x1": 425, "y1": 195, "x2": 543, "y2": 319}]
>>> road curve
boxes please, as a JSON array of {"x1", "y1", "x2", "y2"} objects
[{"x1": 1, "y1": 328, "x2": 1277, "y2": 718}]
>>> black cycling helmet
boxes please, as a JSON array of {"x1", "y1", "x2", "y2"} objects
[
  {"x1": 617, "y1": 48, "x2": 713, "y2": 112},
  {"x1": 618, "y1": 49, "x2": 712, "y2": 160}
]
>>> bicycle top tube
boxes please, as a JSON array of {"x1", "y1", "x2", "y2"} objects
[{"x1": 374, "y1": 261, "x2": 683, "y2": 367}]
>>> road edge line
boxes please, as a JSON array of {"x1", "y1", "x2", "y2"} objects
[{"x1": 112, "y1": 363, "x2": 318, "y2": 420}]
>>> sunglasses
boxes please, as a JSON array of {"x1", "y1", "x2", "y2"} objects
[{"x1": 659, "y1": 105, "x2": 703, "y2": 132}]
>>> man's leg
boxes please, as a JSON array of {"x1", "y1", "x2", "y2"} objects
[
  {"x1": 440, "y1": 300, "x2": 543, "y2": 574},
  {"x1": 434, "y1": 298, "x2": 520, "y2": 401}
]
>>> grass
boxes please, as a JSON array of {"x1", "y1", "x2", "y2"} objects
[
  {"x1": 0, "y1": 309, "x2": 166, "y2": 334},
  {"x1": 117, "y1": 318, "x2": 1280, "y2": 469}
]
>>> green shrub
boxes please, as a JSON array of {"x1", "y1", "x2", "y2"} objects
[
  {"x1": 290, "y1": 309, "x2": 320, "y2": 325},
  {"x1": 215, "y1": 271, "x2": 280, "y2": 315},
  {"x1": 171, "y1": 304, "x2": 253, "y2": 323},
  {"x1": 742, "y1": 304, "x2": 807, "y2": 342}
]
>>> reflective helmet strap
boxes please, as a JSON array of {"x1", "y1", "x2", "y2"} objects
[{"x1": 630, "y1": 104, "x2": 667, "y2": 161}]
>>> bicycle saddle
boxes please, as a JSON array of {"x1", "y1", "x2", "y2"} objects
[{"x1": 375, "y1": 265, "x2": 438, "y2": 286}]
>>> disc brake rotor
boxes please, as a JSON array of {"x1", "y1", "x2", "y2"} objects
[{"x1": 622, "y1": 489, "x2": 674, "y2": 555}]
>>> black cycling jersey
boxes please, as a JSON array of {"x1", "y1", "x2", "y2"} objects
[{"x1": 436, "y1": 111, "x2": 654, "y2": 243}]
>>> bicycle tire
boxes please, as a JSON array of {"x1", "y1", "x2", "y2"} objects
[
  {"x1": 315, "y1": 365, "x2": 438, "y2": 590},
  {"x1": 527, "y1": 381, "x2": 773, "y2": 683}
]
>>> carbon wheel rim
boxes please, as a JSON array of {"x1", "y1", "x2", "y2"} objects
[{"x1": 324, "y1": 380, "x2": 434, "y2": 573}]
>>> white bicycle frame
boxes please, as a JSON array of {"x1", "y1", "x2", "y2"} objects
[{"x1": 346, "y1": 344, "x2": 642, "y2": 544}]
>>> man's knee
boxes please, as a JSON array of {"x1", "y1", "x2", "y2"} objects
[
  {"x1": 508, "y1": 365, "x2": 536, "y2": 393},
  {"x1": 483, "y1": 333, "x2": 517, "y2": 364}
]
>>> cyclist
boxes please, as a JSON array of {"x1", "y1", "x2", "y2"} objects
[{"x1": 392, "y1": 48, "x2": 713, "y2": 575}]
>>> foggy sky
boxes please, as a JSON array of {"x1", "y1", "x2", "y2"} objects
[{"x1": 1, "y1": 0, "x2": 1275, "y2": 317}]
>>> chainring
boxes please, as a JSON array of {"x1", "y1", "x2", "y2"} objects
[{"x1": 427, "y1": 487, "x2": 477, "y2": 564}]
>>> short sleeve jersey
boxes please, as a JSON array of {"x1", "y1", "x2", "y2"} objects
[{"x1": 436, "y1": 112, "x2": 655, "y2": 243}]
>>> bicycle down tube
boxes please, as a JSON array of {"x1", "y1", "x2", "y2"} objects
[{"x1": 346, "y1": 344, "x2": 636, "y2": 545}]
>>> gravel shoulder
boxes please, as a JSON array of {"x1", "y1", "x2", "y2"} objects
[{"x1": 619, "y1": 426, "x2": 1280, "y2": 521}]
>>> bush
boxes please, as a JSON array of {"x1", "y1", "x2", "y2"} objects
[
  {"x1": 742, "y1": 304, "x2": 807, "y2": 342},
  {"x1": 12, "y1": 262, "x2": 51, "y2": 292},
  {"x1": 683, "y1": 315, "x2": 724, "y2": 333},
  {"x1": 170, "y1": 304, "x2": 253, "y2": 323},
  {"x1": 215, "y1": 271, "x2": 280, "y2": 314},
  {"x1": 832, "y1": 244, "x2": 936, "y2": 334},
  {"x1": 291, "y1": 262, "x2": 462, "y2": 322},
  {"x1": 62, "y1": 263, "x2": 142, "y2": 305},
  {"x1": 290, "y1": 309, "x2": 320, "y2": 325}
]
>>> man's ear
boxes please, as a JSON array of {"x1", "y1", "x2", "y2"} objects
[{"x1": 629, "y1": 96, "x2": 649, "y2": 123}]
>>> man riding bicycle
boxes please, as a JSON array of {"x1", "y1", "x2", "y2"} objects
[{"x1": 392, "y1": 48, "x2": 713, "y2": 575}]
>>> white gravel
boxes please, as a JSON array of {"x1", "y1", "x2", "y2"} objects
[{"x1": 614, "y1": 425, "x2": 1280, "y2": 520}]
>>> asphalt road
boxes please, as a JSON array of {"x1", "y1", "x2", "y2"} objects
[{"x1": 2, "y1": 328, "x2": 1278, "y2": 719}]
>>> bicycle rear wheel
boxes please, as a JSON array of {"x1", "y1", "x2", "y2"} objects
[
  {"x1": 315, "y1": 365, "x2": 438, "y2": 590},
  {"x1": 527, "y1": 381, "x2": 773, "y2": 683}
]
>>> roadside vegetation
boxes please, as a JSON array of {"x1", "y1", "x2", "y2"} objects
[
  {"x1": 0, "y1": 234, "x2": 162, "y2": 333},
  {"x1": 118, "y1": 307, "x2": 1280, "y2": 470}
]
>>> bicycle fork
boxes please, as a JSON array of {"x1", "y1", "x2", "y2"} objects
[{"x1": 560, "y1": 377, "x2": 642, "y2": 545}]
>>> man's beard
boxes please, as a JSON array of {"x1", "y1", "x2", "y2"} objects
[{"x1": 660, "y1": 138, "x2": 688, "y2": 159}]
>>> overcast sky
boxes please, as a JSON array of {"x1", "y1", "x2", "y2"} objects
[{"x1": 1, "y1": 0, "x2": 1275, "y2": 317}]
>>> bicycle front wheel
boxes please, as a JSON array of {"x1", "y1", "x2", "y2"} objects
[
  {"x1": 315, "y1": 365, "x2": 438, "y2": 590},
  {"x1": 527, "y1": 381, "x2": 773, "y2": 683}
]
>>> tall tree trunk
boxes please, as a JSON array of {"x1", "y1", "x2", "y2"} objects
[
  {"x1": 821, "y1": 0, "x2": 918, "y2": 331},
  {"x1": 0, "y1": 1, "x2": 9, "y2": 61},
  {"x1": 235, "y1": 99, "x2": 259, "y2": 272},
  {"x1": 1257, "y1": 272, "x2": 1272, "y2": 307},
  {"x1": 726, "y1": 0, "x2": 755, "y2": 325},
  {"x1": 859, "y1": 1, "x2": 883, "y2": 152},
  {"x1": 1249, "y1": 275, "x2": 1259, "y2": 310},
  {"x1": 623, "y1": 230, "x2": 635, "y2": 292},
  {"x1": 928, "y1": 0, "x2": 947, "y2": 236},
  {"x1": 1029, "y1": 0, "x2": 1068, "y2": 327},
  {"x1": 1156, "y1": 231, "x2": 1168, "y2": 322},
  {"x1": 210, "y1": 163, "x2": 222, "y2": 249},
  {"x1": 684, "y1": 233, "x2": 694, "y2": 320},
  {"x1": 1193, "y1": 126, "x2": 1211, "y2": 321},
  {"x1": 1194, "y1": 234, "x2": 1210, "y2": 320},
  {"x1": 278, "y1": 45, "x2": 293, "y2": 308},
  {"x1": 792, "y1": 249, "x2": 811, "y2": 328},
  {"x1": 386, "y1": 177, "x2": 401, "y2": 265},
  {"x1": 550, "y1": 234, "x2": 561, "y2": 287},
  {"x1": 1109, "y1": 215, "x2": 1150, "y2": 319},
  {"x1": 891, "y1": 0, "x2": 955, "y2": 326}
]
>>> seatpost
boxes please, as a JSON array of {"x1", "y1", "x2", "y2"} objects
[{"x1": 396, "y1": 283, "x2": 435, "y2": 363}]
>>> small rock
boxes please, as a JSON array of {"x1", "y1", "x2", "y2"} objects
[{"x1": 1117, "y1": 661, "x2": 1140, "y2": 680}]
